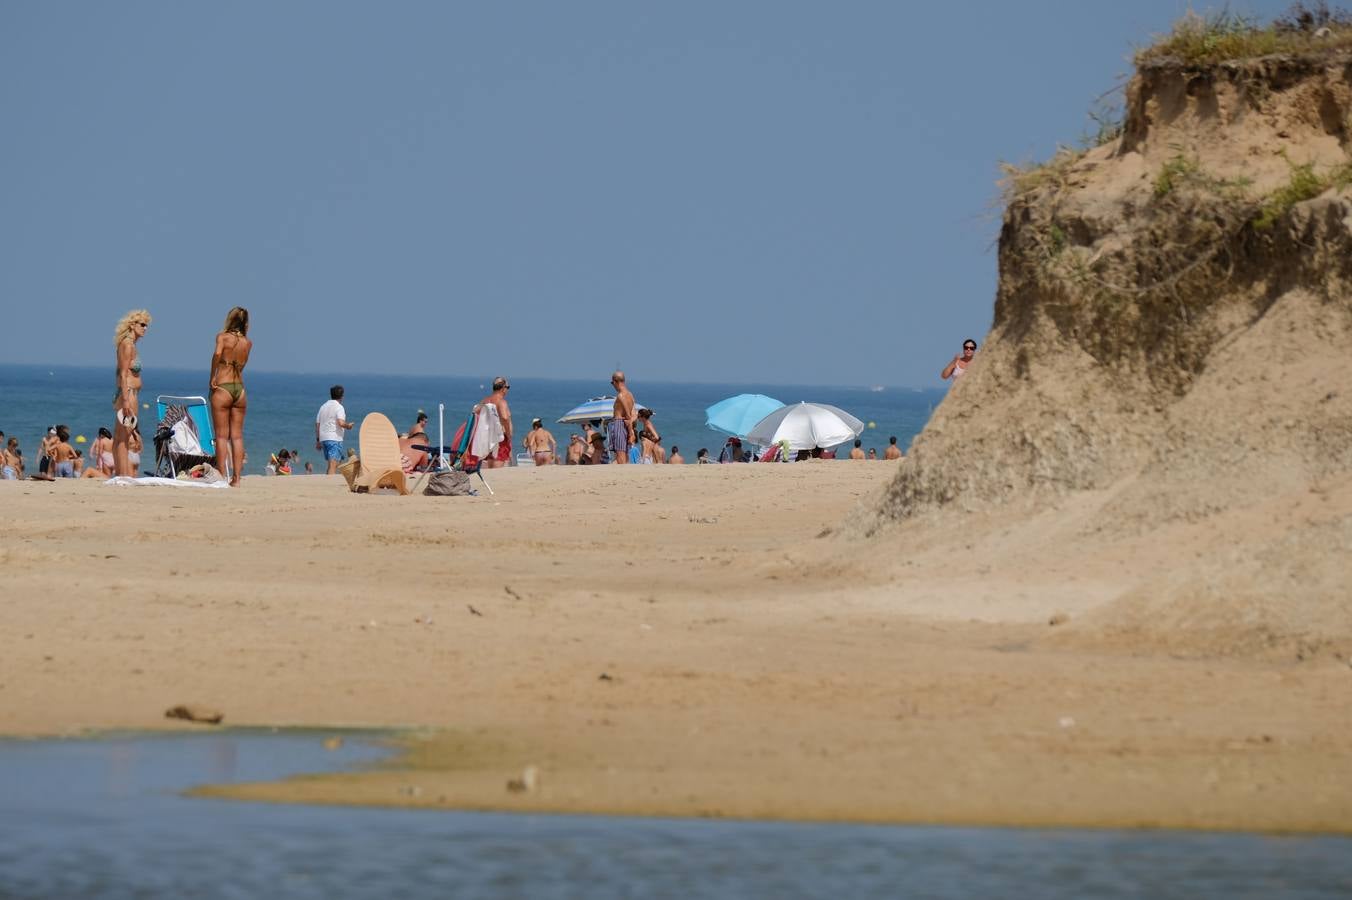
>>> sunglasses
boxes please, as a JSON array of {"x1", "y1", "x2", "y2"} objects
[{"x1": 963, "y1": 345, "x2": 976, "y2": 351}]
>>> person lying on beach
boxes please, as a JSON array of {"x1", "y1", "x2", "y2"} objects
[{"x1": 398, "y1": 434, "x2": 429, "y2": 474}]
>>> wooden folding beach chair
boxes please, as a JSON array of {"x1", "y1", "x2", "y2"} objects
[{"x1": 351, "y1": 412, "x2": 409, "y2": 495}]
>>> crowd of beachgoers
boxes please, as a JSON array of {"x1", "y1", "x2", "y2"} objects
[{"x1": 1, "y1": 307, "x2": 949, "y2": 485}]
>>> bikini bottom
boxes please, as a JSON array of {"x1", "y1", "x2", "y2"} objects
[{"x1": 215, "y1": 382, "x2": 244, "y2": 401}]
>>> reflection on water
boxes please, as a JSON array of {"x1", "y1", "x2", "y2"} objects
[{"x1": 1, "y1": 732, "x2": 1350, "y2": 899}]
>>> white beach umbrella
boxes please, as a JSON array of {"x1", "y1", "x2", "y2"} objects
[{"x1": 744, "y1": 402, "x2": 865, "y2": 452}]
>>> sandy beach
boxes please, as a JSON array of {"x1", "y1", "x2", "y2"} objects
[{"x1": 4, "y1": 464, "x2": 1349, "y2": 833}]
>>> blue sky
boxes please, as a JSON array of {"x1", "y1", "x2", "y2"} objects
[{"x1": 0, "y1": 2, "x2": 1294, "y2": 387}]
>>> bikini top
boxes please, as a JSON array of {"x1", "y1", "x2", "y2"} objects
[{"x1": 129, "y1": 355, "x2": 142, "y2": 376}]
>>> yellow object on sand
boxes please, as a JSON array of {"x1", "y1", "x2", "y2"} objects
[{"x1": 352, "y1": 413, "x2": 409, "y2": 495}]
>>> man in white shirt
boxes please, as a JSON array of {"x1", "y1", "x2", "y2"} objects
[{"x1": 315, "y1": 384, "x2": 354, "y2": 475}]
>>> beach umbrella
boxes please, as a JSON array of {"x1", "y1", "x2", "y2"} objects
[
  {"x1": 704, "y1": 393, "x2": 785, "y2": 438},
  {"x1": 557, "y1": 396, "x2": 648, "y2": 425},
  {"x1": 744, "y1": 402, "x2": 865, "y2": 452}
]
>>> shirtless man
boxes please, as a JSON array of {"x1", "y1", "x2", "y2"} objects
[
  {"x1": 608, "y1": 371, "x2": 636, "y2": 464},
  {"x1": 849, "y1": 439, "x2": 865, "y2": 461},
  {"x1": 565, "y1": 433, "x2": 586, "y2": 465},
  {"x1": 885, "y1": 436, "x2": 903, "y2": 460},
  {"x1": 479, "y1": 377, "x2": 513, "y2": 469},
  {"x1": 668, "y1": 445, "x2": 684, "y2": 465},
  {"x1": 522, "y1": 418, "x2": 556, "y2": 466}
]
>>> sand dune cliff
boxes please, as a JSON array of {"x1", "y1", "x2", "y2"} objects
[{"x1": 853, "y1": 49, "x2": 1352, "y2": 657}]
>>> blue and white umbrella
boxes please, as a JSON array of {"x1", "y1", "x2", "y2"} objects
[
  {"x1": 557, "y1": 396, "x2": 648, "y2": 425},
  {"x1": 704, "y1": 393, "x2": 785, "y2": 439}
]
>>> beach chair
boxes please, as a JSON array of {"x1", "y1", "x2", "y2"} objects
[
  {"x1": 351, "y1": 413, "x2": 410, "y2": 495},
  {"x1": 154, "y1": 395, "x2": 216, "y2": 478},
  {"x1": 410, "y1": 403, "x2": 493, "y2": 495}
]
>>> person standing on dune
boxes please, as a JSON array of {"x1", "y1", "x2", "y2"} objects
[
  {"x1": 942, "y1": 339, "x2": 977, "y2": 382},
  {"x1": 209, "y1": 307, "x2": 252, "y2": 486}
]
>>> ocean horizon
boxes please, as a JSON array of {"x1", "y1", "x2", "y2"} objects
[{"x1": 0, "y1": 364, "x2": 945, "y2": 476}]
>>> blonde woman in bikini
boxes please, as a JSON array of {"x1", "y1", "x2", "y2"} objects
[
  {"x1": 112, "y1": 309, "x2": 151, "y2": 477},
  {"x1": 209, "y1": 307, "x2": 252, "y2": 486}
]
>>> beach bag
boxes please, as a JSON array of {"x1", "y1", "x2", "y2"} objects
[
  {"x1": 424, "y1": 470, "x2": 472, "y2": 497},
  {"x1": 339, "y1": 455, "x2": 361, "y2": 491}
]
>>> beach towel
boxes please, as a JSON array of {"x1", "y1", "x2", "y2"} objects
[
  {"x1": 103, "y1": 476, "x2": 230, "y2": 489},
  {"x1": 469, "y1": 403, "x2": 504, "y2": 460}
]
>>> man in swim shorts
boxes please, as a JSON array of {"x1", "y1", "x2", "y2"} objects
[
  {"x1": 608, "y1": 371, "x2": 636, "y2": 464},
  {"x1": 478, "y1": 377, "x2": 513, "y2": 469},
  {"x1": 315, "y1": 385, "x2": 354, "y2": 475}
]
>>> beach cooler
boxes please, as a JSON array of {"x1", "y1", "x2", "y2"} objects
[{"x1": 154, "y1": 395, "x2": 216, "y2": 478}]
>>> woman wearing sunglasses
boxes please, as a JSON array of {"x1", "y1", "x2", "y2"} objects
[
  {"x1": 942, "y1": 339, "x2": 978, "y2": 382},
  {"x1": 112, "y1": 309, "x2": 152, "y2": 477}
]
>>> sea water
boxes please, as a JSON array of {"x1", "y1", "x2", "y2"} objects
[
  {"x1": 0, "y1": 364, "x2": 943, "y2": 476},
  {"x1": 1, "y1": 732, "x2": 1350, "y2": 899}
]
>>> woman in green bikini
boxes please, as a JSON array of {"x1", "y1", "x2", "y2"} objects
[
  {"x1": 209, "y1": 307, "x2": 252, "y2": 486},
  {"x1": 112, "y1": 309, "x2": 152, "y2": 477}
]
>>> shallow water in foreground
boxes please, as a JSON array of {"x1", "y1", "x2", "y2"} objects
[{"x1": 1, "y1": 732, "x2": 1350, "y2": 899}]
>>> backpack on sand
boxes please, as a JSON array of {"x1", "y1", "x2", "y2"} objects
[{"x1": 424, "y1": 469, "x2": 473, "y2": 496}]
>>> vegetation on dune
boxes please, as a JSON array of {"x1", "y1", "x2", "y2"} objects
[
  {"x1": 1135, "y1": 2, "x2": 1352, "y2": 66},
  {"x1": 1254, "y1": 158, "x2": 1352, "y2": 229}
]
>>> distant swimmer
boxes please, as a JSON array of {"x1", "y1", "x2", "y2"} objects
[
  {"x1": 113, "y1": 309, "x2": 151, "y2": 477},
  {"x1": 941, "y1": 339, "x2": 977, "y2": 382},
  {"x1": 209, "y1": 307, "x2": 252, "y2": 486}
]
